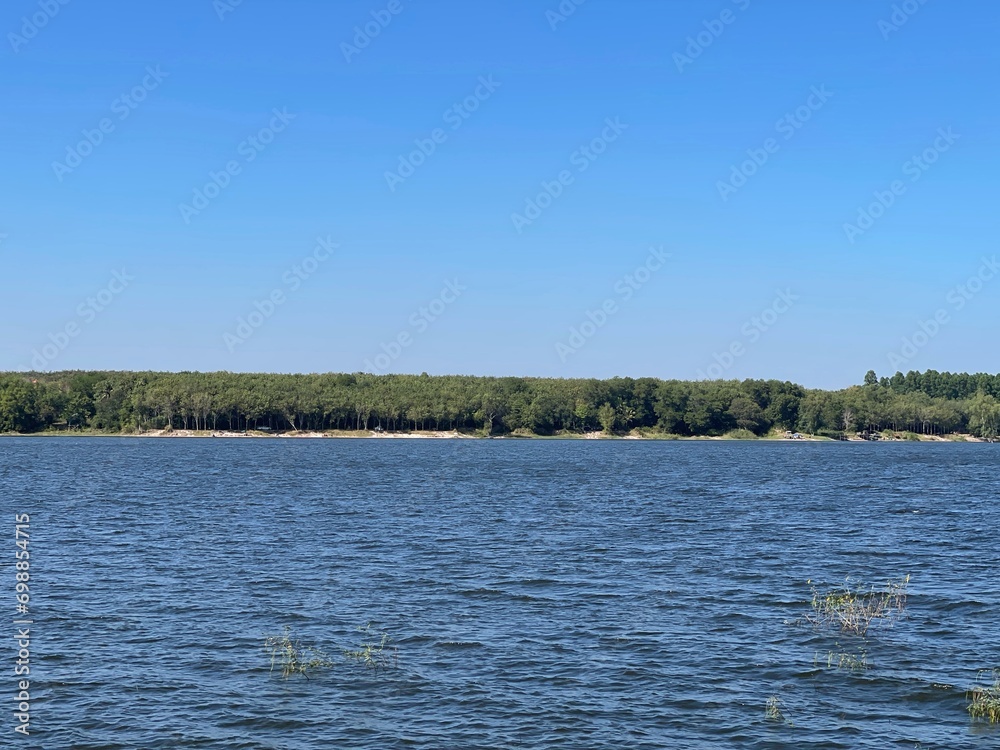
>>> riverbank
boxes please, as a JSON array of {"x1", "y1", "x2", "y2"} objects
[{"x1": 3, "y1": 428, "x2": 991, "y2": 442}]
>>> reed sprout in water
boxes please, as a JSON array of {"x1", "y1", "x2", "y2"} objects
[
  {"x1": 815, "y1": 644, "x2": 870, "y2": 672},
  {"x1": 806, "y1": 575, "x2": 909, "y2": 637},
  {"x1": 343, "y1": 622, "x2": 398, "y2": 672},
  {"x1": 967, "y1": 670, "x2": 1000, "y2": 723},
  {"x1": 764, "y1": 695, "x2": 793, "y2": 726},
  {"x1": 764, "y1": 695, "x2": 784, "y2": 721},
  {"x1": 264, "y1": 626, "x2": 333, "y2": 679},
  {"x1": 264, "y1": 622, "x2": 398, "y2": 678}
]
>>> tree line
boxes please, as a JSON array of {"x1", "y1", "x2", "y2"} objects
[{"x1": 1, "y1": 369, "x2": 999, "y2": 439}]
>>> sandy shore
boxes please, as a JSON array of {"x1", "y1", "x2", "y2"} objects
[
  {"x1": 10, "y1": 429, "x2": 988, "y2": 442},
  {"x1": 131, "y1": 429, "x2": 473, "y2": 439}
]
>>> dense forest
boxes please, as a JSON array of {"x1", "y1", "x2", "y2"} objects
[{"x1": 1, "y1": 369, "x2": 1000, "y2": 439}]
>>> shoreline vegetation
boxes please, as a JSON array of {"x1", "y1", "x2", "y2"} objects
[
  {"x1": 2, "y1": 368, "x2": 1000, "y2": 441},
  {"x1": 5, "y1": 427, "x2": 995, "y2": 442}
]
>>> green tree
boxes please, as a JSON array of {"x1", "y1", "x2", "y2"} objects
[
  {"x1": 968, "y1": 391, "x2": 1000, "y2": 439},
  {"x1": 727, "y1": 396, "x2": 766, "y2": 434},
  {"x1": 597, "y1": 402, "x2": 616, "y2": 434}
]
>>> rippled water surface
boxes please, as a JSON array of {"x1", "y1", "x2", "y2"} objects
[{"x1": 4, "y1": 438, "x2": 999, "y2": 748}]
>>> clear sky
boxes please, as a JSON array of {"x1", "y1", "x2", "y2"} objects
[{"x1": 2, "y1": 0, "x2": 997, "y2": 389}]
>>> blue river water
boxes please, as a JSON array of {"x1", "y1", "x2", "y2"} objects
[{"x1": 3, "y1": 438, "x2": 998, "y2": 748}]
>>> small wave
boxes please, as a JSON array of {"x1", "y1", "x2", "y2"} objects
[{"x1": 456, "y1": 587, "x2": 505, "y2": 597}]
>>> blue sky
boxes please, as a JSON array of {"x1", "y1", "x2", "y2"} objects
[{"x1": 2, "y1": 0, "x2": 997, "y2": 389}]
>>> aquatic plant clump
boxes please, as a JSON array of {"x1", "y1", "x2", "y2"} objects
[
  {"x1": 343, "y1": 623, "x2": 398, "y2": 672},
  {"x1": 967, "y1": 670, "x2": 1000, "y2": 723},
  {"x1": 264, "y1": 627, "x2": 333, "y2": 679},
  {"x1": 764, "y1": 695, "x2": 794, "y2": 726},
  {"x1": 764, "y1": 696, "x2": 784, "y2": 721},
  {"x1": 815, "y1": 646, "x2": 870, "y2": 672},
  {"x1": 806, "y1": 575, "x2": 909, "y2": 637}
]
